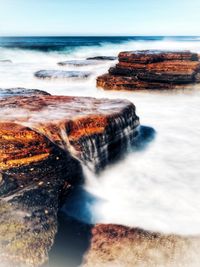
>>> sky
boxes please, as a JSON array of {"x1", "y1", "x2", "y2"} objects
[{"x1": 0, "y1": 0, "x2": 200, "y2": 36}]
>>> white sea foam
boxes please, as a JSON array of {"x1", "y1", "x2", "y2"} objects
[{"x1": 1, "y1": 38, "x2": 200, "y2": 235}]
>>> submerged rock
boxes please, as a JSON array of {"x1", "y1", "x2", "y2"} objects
[
  {"x1": 0, "y1": 92, "x2": 139, "y2": 266},
  {"x1": 0, "y1": 60, "x2": 12, "y2": 63},
  {"x1": 0, "y1": 88, "x2": 50, "y2": 98},
  {"x1": 82, "y1": 224, "x2": 200, "y2": 267},
  {"x1": 57, "y1": 59, "x2": 104, "y2": 66},
  {"x1": 97, "y1": 50, "x2": 200, "y2": 90},
  {"x1": 86, "y1": 56, "x2": 117, "y2": 61},
  {"x1": 34, "y1": 70, "x2": 92, "y2": 79}
]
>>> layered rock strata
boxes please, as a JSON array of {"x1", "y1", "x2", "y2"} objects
[
  {"x1": 97, "y1": 50, "x2": 200, "y2": 90},
  {"x1": 0, "y1": 89, "x2": 139, "y2": 266}
]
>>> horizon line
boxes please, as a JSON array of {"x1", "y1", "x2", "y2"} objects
[{"x1": 0, "y1": 35, "x2": 200, "y2": 38}]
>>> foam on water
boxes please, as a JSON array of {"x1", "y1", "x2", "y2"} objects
[{"x1": 1, "y1": 37, "x2": 200, "y2": 235}]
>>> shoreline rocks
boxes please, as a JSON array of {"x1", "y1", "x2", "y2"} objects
[
  {"x1": 0, "y1": 88, "x2": 50, "y2": 98},
  {"x1": 34, "y1": 70, "x2": 92, "y2": 79},
  {"x1": 0, "y1": 89, "x2": 139, "y2": 266},
  {"x1": 97, "y1": 50, "x2": 200, "y2": 90},
  {"x1": 82, "y1": 224, "x2": 200, "y2": 267},
  {"x1": 86, "y1": 56, "x2": 117, "y2": 61},
  {"x1": 57, "y1": 59, "x2": 105, "y2": 67}
]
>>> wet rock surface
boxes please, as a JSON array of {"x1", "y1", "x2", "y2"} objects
[
  {"x1": 86, "y1": 56, "x2": 117, "y2": 61},
  {"x1": 82, "y1": 224, "x2": 200, "y2": 267},
  {"x1": 0, "y1": 91, "x2": 139, "y2": 266},
  {"x1": 0, "y1": 88, "x2": 50, "y2": 98},
  {"x1": 97, "y1": 50, "x2": 200, "y2": 90},
  {"x1": 57, "y1": 60, "x2": 104, "y2": 67},
  {"x1": 0, "y1": 95, "x2": 139, "y2": 171},
  {"x1": 34, "y1": 70, "x2": 92, "y2": 79}
]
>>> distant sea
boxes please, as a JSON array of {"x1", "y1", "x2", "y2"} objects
[{"x1": 0, "y1": 36, "x2": 200, "y2": 52}]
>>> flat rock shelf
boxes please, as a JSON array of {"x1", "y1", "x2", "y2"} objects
[{"x1": 0, "y1": 88, "x2": 139, "y2": 267}]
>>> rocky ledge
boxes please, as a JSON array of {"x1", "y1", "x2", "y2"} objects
[
  {"x1": 82, "y1": 224, "x2": 200, "y2": 267},
  {"x1": 97, "y1": 50, "x2": 200, "y2": 90},
  {"x1": 0, "y1": 88, "x2": 139, "y2": 266}
]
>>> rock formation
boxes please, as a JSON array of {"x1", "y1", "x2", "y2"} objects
[
  {"x1": 0, "y1": 88, "x2": 50, "y2": 98},
  {"x1": 82, "y1": 224, "x2": 200, "y2": 267},
  {"x1": 97, "y1": 50, "x2": 200, "y2": 90},
  {"x1": 57, "y1": 60, "x2": 104, "y2": 67},
  {"x1": 34, "y1": 70, "x2": 92, "y2": 79},
  {"x1": 86, "y1": 56, "x2": 117, "y2": 61},
  {"x1": 0, "y1": 89, "x2": 139, "y2": 266}
]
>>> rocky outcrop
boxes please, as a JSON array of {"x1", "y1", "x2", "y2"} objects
[
  {"x1": 97, "y1": 50, "x2": 200, "y2": 90},
  {"x1": 34, "y1": 70, "x2": 92, "y2": 79},
  {"x1": 82, "y1": 224, "x2": 200, "y2": 267},
  {"x1": 0, "y1": 91, "x2": 139, "y2": 266}
]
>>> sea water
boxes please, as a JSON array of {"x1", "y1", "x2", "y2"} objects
[{"x1": 1, "y1": 36, "x2": 200, "y2": 235}]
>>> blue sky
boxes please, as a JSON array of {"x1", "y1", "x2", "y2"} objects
[{"x1": 0, "y1": 0, "x2": 200, "y2": 36}]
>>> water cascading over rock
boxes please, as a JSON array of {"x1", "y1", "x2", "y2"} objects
[{"x1": 0, "y1": 88, "x2": 139, "y2": 266}]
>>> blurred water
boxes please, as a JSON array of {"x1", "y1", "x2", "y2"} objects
[{"x1": 1, "y1": 36, "x2": 200, "y2": 235}]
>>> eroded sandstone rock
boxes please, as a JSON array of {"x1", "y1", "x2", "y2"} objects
[
  {"x1": 97, "y1": 50, "x2": 200, "y2": 90},
  {"x1": 82, "y1": 224, "x2": 200, "y2": 267},
  {"x1": 0, "y1": 92, "x2": 139, "y2": 266}
]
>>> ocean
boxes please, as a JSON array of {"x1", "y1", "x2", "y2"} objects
[{"x1": 1, "y1": 36, "x2": 200, "y2": 236}]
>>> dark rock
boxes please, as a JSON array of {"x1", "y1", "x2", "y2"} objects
[
  {"x1": 57, "y1": 60, "x2": 104, "y2": 66},
  {"x1": 34, "y1": 70, "x2": 92, "y2": 79},
  {"x1": 0, "y1": 60, "x2": 12, "y2": 63},
  {"x1": 86, "y1": 56, "x2": 117, "y2": 61},
  {"x1": 0, "y1": 88, "x2": 50, "y2": 98}
]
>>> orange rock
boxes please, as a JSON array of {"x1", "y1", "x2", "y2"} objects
[
  {"x1": 118, "y1": 50, "x2": 199, "y2": 64},
  {"x1": 0, "y1": 95, "x2": 139, "y2": 172},
  {"x1": 0, "y1": 91, "x2": 139, "y2": 266},
  {"x1": 98, "y1": 50, "x2": 200, "y2": 90},
  {"x1": 97, "y1": 73, "x2": 185, "y2": 90}
]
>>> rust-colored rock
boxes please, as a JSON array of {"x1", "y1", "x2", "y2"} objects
[
  {"x1": 0, "y1": 95, "x2": 139, "y2": 171},
  {"x1": 97, "y1": 50, "x2": 200, "y2": 90},
  {"x1": 82, "y1": 224, "x2": 200, "y2": 267},
  {"x1": 0, "y1": 91, "x2": 139, "y2": 266},
  {"x1": 97, "y1": 73, "x2": 186, "y2": 90},
  {"x1": 118, "y1": 50, "x2": 199, "y2": 64}
]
